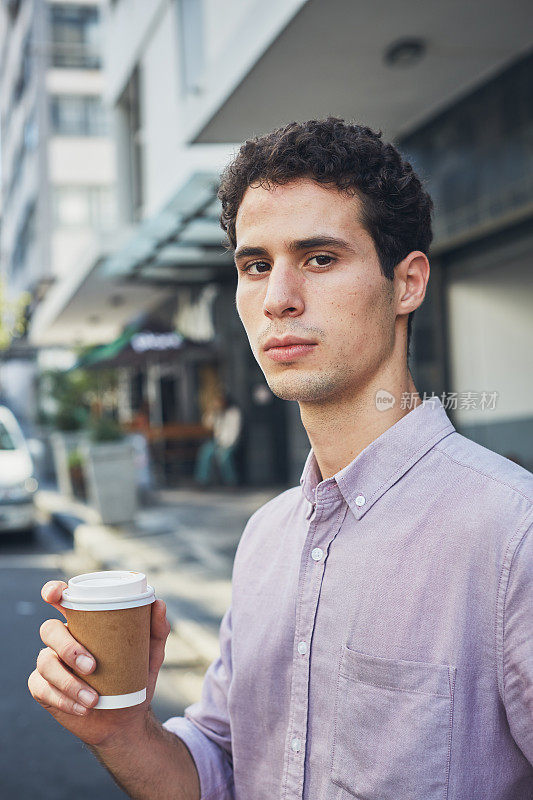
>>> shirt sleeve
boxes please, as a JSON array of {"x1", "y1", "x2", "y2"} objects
[
  {"x1": 163, "y1": 606, "x2": 235, "y2": 799},
  {"x1": 501, "y1": 518, "x2": 533, "y2": 765}
]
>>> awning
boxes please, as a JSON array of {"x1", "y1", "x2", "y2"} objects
[
  {"x1": 73, "y1": 324, "x2": 140, "y2": 369},
  {"x1": 29, "y1": 152, "x2": 237, "y2": 348},
  {"x1": 70, "y1": 322, "x2": 216, "y2": 371},
  {"x1": 101, "y1": 170, "x2": 234, "y2": 286}
]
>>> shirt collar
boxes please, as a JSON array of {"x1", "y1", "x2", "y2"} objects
[{"x1": 300, "y1": 396, "x2": 456, "y2": 519}]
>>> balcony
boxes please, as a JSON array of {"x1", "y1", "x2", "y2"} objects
[{"x1": 50, "y1": 42, "x2": 101, "y2": 71}]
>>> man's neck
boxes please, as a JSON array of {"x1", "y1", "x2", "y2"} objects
[{"x1": 299, "y1": 367, "x2": 422, "y2": 481}]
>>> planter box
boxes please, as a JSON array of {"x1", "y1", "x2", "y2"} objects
[
  {"x1": 81, "y1": 440, "x2": 137, "y2": 525},
  {"x1": 50, "y1": 431, "x2": 88, "y2": 498}
]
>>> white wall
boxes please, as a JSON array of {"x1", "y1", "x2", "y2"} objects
[
  {"x1": 48, "y1": 137, "x2": 115, "y2": 183},
  {"x1": 203, "y1": 0, "x2": 262, "y2": 64},
  {"x1": 141, "y1": 0, "x2": 183, "y2": 214},
  {"x1": 104, "y1": 0, "x2": 308, "y2": 146},
  {"x1": 103, "y1": 0, "x2": 168, "y2": 104},
  {"x1": 50, "y1": 229, "x2": 97, "y2": 277},
  {"x1": 447, "y1": 253, "x2": 533, "y2": 425},
  {"x1": 180, "y1": 0, "x2": 308, "y2": 143},
  {"x1": 139, "y1": 0, "x2": 237, "y2": 216},
  {"x1": 46, "y1": 69, "x2": 105, "y2": 95}
]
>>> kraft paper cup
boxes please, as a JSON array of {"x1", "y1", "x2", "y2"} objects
[{"x1": 60, "y1": 570, "x2": 156, "y2": 709}]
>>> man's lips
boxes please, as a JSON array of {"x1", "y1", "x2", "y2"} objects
[
  {"x1": 263, "y1": 336, "x2": 318, "y2": 362},
  {"x1": 263, "y1": 336, "x2": 317, "y2": 350}
]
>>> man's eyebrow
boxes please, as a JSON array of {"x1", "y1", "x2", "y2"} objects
[
  {"x1": 233, "y1": 245, "x2": 270, "y2": 262},
  {"x1": 234, "y1": 236, "x2": 357, "y2": 262}
]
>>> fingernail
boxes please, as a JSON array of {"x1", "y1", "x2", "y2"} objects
[
  {"x1": 76, "y1": 655, "x2": 94, "y2": 673},
  {"x1": 73, "y1": 703, "x2": 87, "y2": 715},
  {"x1": 78, "y1": 688, "x2": 97, "y2": 706}
]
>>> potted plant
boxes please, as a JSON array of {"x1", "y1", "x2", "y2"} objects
[
  {"x1": 47, "y1": 373, "x2": 90, "y2": 498},
  {"x1": 81, "y1": 415, "x2": 138, "y2": 525},
  {"x1": 67, "y1": 449, "x2": 87, "y2": 501}
]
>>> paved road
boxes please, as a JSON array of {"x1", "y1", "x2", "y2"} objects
[{"x1": 0, "y1": 522, "x2": 188, "y2": 799}]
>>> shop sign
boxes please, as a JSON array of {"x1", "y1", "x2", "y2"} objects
[{"x1": 131, "y1": 332, "x2": 184, "y2": 353}]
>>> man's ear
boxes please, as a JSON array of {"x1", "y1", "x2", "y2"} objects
[{"x1": 395, "y1": 251, "x2": 430, "y2": 316}]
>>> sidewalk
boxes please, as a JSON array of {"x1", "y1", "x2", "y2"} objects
[{"x1": 36, "y1": 486, "x2": 279, "y2": 668}]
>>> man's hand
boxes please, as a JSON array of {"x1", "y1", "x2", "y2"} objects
[{"x1": 28, "y1": 580, "x2": 172, "y2": 749}]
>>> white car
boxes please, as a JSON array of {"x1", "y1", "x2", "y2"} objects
[{"x1": 0, "y1": 406, "x2": 38, "y2": 537}]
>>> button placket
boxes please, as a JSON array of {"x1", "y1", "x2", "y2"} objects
[{"x1": 282, "y1": 497, "x2": 347, "y2": 798}]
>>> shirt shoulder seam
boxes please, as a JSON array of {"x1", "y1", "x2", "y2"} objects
[{"x1": 433, "y1": 441, "x2": 533, "y2": 507}]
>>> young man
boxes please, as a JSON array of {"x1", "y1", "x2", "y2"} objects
[{"x1": 30, "y1": 119, "x2": 533, "y2": 799}]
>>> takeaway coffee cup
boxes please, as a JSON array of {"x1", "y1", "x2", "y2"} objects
[{"x1": 59, "y1": 570, "x2": 156, "y2": 709}]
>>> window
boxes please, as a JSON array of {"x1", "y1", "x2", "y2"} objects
[
  {"x1": 5, "y1": 110, "x2": 38, "y2": 205},
  {"x1": 23, "y1": 109, "x2": 39, "y2": 150},
  {"x1": 118, "y1": 67, "x2": 144, "y2": 220},
  {"x1": 53, "y1": 186, "x2": 116, "y2": 230},
  {"x1": 53, "y1": 186, "x2": 90, "y2": 226},
  {"x1": 177, "y1": 0, "x2": 204, "y2": 94},
  {"x1": 50, "y1": 4, "x2": 101, "y2": 69},
  {"x1": 50, "y1": 94, "x2": 108, "y2": 136},
  {"x1": 6, "y1": 0, "x2": 21, "y2": 25},
  {"x1": 11, "y1": 201, "x2": 36, "y2": 275},
  {"x1": 12, "y1": 35, "x2": 32, "y2": 108},
  {"x1": 7, "y1": 140, "x2": 25, "y2": 202},
  {"x1": 0, "y1": 423, "x2": 15, "y2": 451},
  {"x1": 399, "y1": 50, "x2": 533, "y2": 244}
]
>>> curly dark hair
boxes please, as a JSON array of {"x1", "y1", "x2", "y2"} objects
[{"x1": 218, "y1": 117, "x2": 434, "y2": 360}]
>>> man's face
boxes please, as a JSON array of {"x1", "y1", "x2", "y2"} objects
[{"x1": 234, "y1": 178, "x2": 398, "y2": 404}]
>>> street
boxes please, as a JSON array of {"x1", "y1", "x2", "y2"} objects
[{"x1": 0, "y1": 521, "x2": 189, "y2": 799}]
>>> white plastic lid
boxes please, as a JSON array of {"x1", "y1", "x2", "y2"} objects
[{"x1": 60, "y1": 570, "x2": 155, "y2": 610}]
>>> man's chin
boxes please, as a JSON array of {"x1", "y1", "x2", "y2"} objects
[{"x1": 265, "y1": 371, "x2": 340, "y2": 403}]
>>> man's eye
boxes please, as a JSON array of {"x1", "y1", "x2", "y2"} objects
[
  {"x1": 245, "y1": 261, "x2": 271, "y2": 275},
  {"x1": 308, "y1": 254, "x2": 334, "y2": 267},
  {"x1": 241, "y1": 255, "x2": 334, "y2": 274}
]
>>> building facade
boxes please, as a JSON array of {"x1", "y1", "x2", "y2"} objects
[
  {"x1": 400, "y1": 50, "x2": 533, "y2": 470},
  {"x1": 17, "y1": 0, "x2": 533, "y2": 481},
  {"x1": 0, "y1": 0, "x2": 116, "y2": 420}
]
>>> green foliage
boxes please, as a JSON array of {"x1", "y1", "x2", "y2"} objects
[
  {"x1": 0, "y1": 278, "x2": 31, "y2": 349},
  {"x1": 67, "y1": 448, "x2": 85, "y2": 469},
  {"x1": 55, "y1": 406, "x2": 85, "y2": 432},
  {"x1": 40, "y1": 367, "x2": 118, "y2": 432},
  {"x1": 89, "y1": 415, "x2": 124, "y2": 443}
]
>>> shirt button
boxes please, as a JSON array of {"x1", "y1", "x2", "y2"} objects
[
  {"x1": 297, "y1": 641, "x2": 307, "y2": 655},
  {"x1": 355, "y1": 494, "x2": 366, "y2": 507},
  {"x1": 291, "y1": 737, "x2": 301, "y2": 753},
  {"x1": 311, "y1": 547, "x2": 323, "y2": 561}
]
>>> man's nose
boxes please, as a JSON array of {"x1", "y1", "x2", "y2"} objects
[{"x1": 263, "y1": 264, "x2": 304, "y2": 319}]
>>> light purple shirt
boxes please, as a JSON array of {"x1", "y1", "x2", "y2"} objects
[{"x1": 163, "y1": 397, "x2": 533, "y2": 799}]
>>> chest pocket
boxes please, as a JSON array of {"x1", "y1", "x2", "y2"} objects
[{"x1": 330, "y1": 645, "x2": 456, "y2": 800}]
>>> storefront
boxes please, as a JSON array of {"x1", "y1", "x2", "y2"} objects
[{"x1": 401, "y1": 50, "x2": 533, "y2": 471}]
